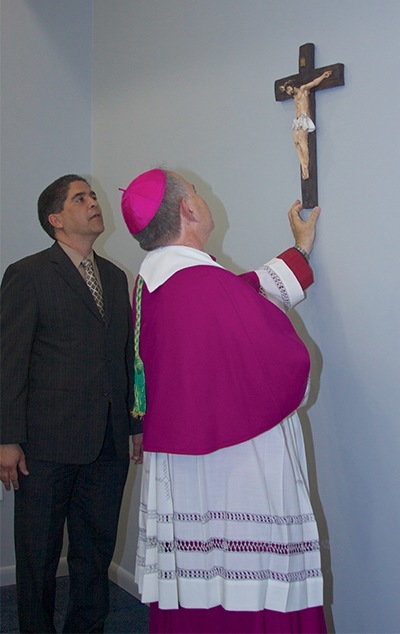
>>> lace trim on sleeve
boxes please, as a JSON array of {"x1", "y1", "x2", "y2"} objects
[{"x1": 258, "y1": 264, "x2": 292, "y2": 312}]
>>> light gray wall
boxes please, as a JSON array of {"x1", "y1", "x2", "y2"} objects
[
  {"x1": 0, "y1": 0, "x2": 93, "y2": 583},
  {"x1": 92, "y1": 2, "x2": 400, "y2": 633},
  {"x1": 1, "y1": 1, "x2": 400, "y2": 633}
]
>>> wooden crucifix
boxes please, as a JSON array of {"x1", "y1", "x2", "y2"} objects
[{"x1": 275, "y1": 43, "x2": 344, "y2": 208}]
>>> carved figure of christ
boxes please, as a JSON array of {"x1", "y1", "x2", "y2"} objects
[
  {"x1": 280, "y1": 70, "x2": 332, "y2": 180},
  {"x1": 275, "y1": 43, "x2": 344, "y2": 208}
]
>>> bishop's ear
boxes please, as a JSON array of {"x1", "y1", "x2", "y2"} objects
[{"x1": 180, "y1": 197, "x2": 197, "y2": 222}]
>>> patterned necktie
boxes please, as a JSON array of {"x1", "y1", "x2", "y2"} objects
[{"x1": 81, "y1": 258, "x2": 105, "y2": 319}]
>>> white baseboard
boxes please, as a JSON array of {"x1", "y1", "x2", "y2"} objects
[{"x1": 109, "y1": 561, "x2": 141, "y2": 600}]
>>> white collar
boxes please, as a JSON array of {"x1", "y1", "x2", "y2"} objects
[{"x1": 139, "y1": 245, "x2": 225, "y2": 292}]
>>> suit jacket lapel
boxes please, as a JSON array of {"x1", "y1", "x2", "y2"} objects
[{"x1": 49, "y1": 242, "x2": 105, "y2": 322}]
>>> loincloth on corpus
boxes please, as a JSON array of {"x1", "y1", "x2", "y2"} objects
[{"x1": 292, "y1": 113, "x2": 316, "y2": 132}]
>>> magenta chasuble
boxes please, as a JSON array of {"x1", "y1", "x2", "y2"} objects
[{"x1": 137, "y1": 263, "x2": 310, "y2": 455}]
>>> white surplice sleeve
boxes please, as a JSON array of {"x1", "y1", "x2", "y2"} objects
[{"x1": 255, "y1": 257, "x2": 305, "y2": 313}]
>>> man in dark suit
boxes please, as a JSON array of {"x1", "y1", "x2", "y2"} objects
[{"x1": 0, "y1": 174, "x2": 143, "y2": 633}]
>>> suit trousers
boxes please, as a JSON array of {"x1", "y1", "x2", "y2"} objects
[{"x1": 14, "y1": 417, "x2": 129, "y2": 633}]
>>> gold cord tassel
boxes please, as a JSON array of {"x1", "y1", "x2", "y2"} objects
[{"x1": 132, "y1": 275, "x2": 146, "y2": 418}]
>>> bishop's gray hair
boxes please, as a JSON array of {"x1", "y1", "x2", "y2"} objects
[{"x1": 133, "y1": 170, "x2": 187, "y2": 251}]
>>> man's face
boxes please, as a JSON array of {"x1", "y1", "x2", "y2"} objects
[{"x1": 52, "y1": 180, "x2": 104, "y2": 240}]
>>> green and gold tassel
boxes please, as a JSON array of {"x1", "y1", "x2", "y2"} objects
[{"x1": 132, "y1": 275, "x2": 146, "y2": 418}]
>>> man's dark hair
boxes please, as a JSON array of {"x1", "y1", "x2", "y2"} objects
[
  {"x1": 38, "y1": 174, "x2": 89, "y2": 238},
  {"x1": 134, "y1": 171, "x2": 186, "y2": 251}
]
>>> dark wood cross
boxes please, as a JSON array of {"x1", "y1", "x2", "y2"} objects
[{"x1": 274, "y1": 43, "x2": 344, "y2": 208}]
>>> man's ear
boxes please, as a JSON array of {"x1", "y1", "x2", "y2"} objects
[
  {"x1": 180, "y1": 197, "x2": 196, "y2": 223},
  {"x1": 48, "y1": 213, "x2": 63, "y2": 231}
]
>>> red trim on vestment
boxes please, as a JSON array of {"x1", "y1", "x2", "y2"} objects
[{"x1": 278, "y1": 247, "x2": 314, "y2": 290}]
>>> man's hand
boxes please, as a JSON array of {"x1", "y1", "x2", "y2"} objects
[
  {"x1": 288, "y1": 199, "x2": 320, "y2": 255},
  {"x1": 131, "y1": 433, "x2": 143, "y2": 465},
  {"x1": 0, "y1": 444, "x2": 29, "y2": 491}
]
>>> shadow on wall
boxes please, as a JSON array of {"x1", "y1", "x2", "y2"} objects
[
  {"x1": 175, "y1": 166, "x2": 238, "y2": 271},
  {"x1": 290, "y1": 310, "x2": 334, "y2": 633}
]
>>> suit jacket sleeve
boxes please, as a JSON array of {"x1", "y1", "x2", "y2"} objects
[{"x1": 0, "y1": 262, "x2": 38, "y2": 444}]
